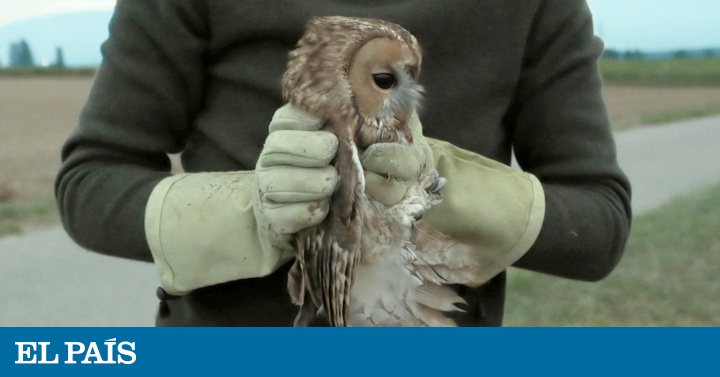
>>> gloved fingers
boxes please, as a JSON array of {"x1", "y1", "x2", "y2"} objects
[
  {"x1": 361, "y1": 142, "x2": 428, "y2": 181},
  {"x1": 258, "y1": 130, "x2": 338, "y2": 168},
  {"x1": 419, "y1": 143, "x2": 434, "y2": 174},
  {"x1": 269, "y1": 104, "x2": 324, "y2": 132},
  {"x1": 261, "y1": 200, "x2": 330, "y2": 234},
  {"x1": 364, "y1": 170, "x2": 412, "y2": 206},
  {"x1": 257, "y1": 166, "x2": 338, "y2": 203}
]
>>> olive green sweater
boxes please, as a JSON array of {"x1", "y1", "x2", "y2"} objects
[{"x1": 56, "y1": 0, "x2": 631, "y2": 325}]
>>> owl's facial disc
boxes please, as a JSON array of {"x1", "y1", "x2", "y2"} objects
[{"x1": 347, "y1": 37, "x2": 421, "y2": 123}]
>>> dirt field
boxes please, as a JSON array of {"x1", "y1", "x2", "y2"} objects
[
  {"x1": 603, "y1": 85, "x2": 720, "y2": 129},
  {"x1": 1, "y1": 77, "x2": 92, "y2": 203},
  {"x1": 2, "y1": 77, "x2": 720, "y2": 204}
]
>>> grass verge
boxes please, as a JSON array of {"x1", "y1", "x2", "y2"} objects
[
  {"x1": 0, "y1": 67, "x2": 97, "y2": 77},
  {"x1": 600, "y1": 58, "x2": 720, "y2": 86},
  {"x1": 639, "y1": 105, "x2": 720, "y2": 125},
  {"x1": 0, "y1": 197, "x2": 59, "y2": 237},
  {"x1": 505, "y1": 182, "x2": 720, "y2": 326}
]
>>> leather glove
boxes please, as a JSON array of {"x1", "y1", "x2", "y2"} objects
[
  {"x1": 361, "y1": 112, "x2": 434, "y2": 206},
  {"x1": 144, "y1": 104, "x2": 339, "y2": 296},
  {"x1": 424, "y1": 138, "x2": 546, "y2": 284},
  {"x1": 253, "y1": 105, "x2": 339, "y2": 257},
  {"x1": 254, "y1": 106, "x2": 432, "y2": 250},
  {"x1": 362, "y1": 114, "x2": 545, "y2": 284}
]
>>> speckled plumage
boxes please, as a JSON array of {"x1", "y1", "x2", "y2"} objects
[{"x1": 283, "y1": 16, "x2": 482, "y2": 327}]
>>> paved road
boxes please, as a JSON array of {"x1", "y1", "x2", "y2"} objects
[
  {"x1": 1, "y1": 228, "x2": 158, "y2": 326},
  {"x1": 615, "y1": 115, "x2": 720, "y2": 214},
  {"x1": 2, "y1": 115, "x2": 719, "y2": 326}
]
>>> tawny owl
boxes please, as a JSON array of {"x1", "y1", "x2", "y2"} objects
[{"x1": 283, "y1": 16, "x2": 483, "y2": 327}]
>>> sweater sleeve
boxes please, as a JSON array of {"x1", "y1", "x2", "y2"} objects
[
  {"x1": 55, "y1": 0, "x2": 210, "y2": 261},
  {"x1": 511, "y1": 0, "x2": 632, "y2": 281}
]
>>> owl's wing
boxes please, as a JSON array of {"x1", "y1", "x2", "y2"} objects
[{"x1": 295, "y1": 224, "x2": 361, "y2": 327}]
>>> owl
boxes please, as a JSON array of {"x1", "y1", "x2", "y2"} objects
[{"x1": 283, "y1": 16, "x2": 483, "y2": 326}]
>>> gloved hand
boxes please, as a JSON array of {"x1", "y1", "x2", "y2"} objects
[
  {"x1": 362, "y1": 115, "x2": 545, "y2": 285},
  {"x1": 144, "y1": 104, "x2": 339, "y2": 296},
  {"x1": 361, "y1": 112, "x2": 434, "y2": 206},
  {"x1": 422, "y1": 138, "x2": 546, "y2": 284},
  {"x1": 253, "y1": 104, "x2": 340, "y2": 257},
  {"x1": 253, "y1": 106, "x2": 433, "y2": 253}
]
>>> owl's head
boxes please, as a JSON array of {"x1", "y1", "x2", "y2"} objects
[{"x1": 283, "y1": 16, "x2": 423, "y2": 148}]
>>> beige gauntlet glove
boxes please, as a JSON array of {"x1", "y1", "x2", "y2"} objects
[
  {"x1": 145, "y1": 105, "x2": 339, "y2": 296},
  {"x1": 253, "y1": 105, "x2": 339, "y2": 257},
  {"x1": 425, "y1": 138, "x2": 546, "y2": 283},
  {"x1": 360, "y1": 115, "x2": 545, "y2": 284}
]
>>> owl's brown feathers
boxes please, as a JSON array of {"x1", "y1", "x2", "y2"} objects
[
  {"x1": 282, "y1": 16, "x2": 482, "y2": 327},
  {"x1": 283, "y1": 16, "x2": 421, "y2": 122}
]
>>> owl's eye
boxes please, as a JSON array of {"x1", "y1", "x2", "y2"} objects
[{"x1": 372, "y1": 73, "x2": 396, "y2": 90}]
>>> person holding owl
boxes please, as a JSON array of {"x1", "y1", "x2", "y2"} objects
[{"x1": 56, "y1": 0, "x2": 631, "y2": 326}]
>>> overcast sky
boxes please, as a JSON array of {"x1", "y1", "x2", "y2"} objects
[
  {"x1": 586, "y1": 0, "x2": 720, "y2": 51},
  {"x1": 0, "y1": 0, "x2": 115, "y2": 26},
  {"x1": 1, "y1": 0, "x2": 719, "y2": 52}
]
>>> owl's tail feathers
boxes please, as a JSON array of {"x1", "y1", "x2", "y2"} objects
[
  {"x1": 413, "y1": 283, "x2": 467, "y2": 312},
  {"x1": 349, "y1": 253, "x2": 465, "y2": 327},
  {"x1": 410, "y1": 283, "x2": 467, "y2": 327},
  {"x1": 410, "y1": 221, "x2": 484, "y2": 287}
]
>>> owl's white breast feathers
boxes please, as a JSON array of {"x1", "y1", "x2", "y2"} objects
[
  {"x1": 349, "y1": 244, "x2": 466, "y2": 327},
  {"x1": 348, "y1": 180, "x2": 482, "y2": 327}
]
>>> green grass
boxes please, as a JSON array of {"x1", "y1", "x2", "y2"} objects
[
  {"x1": 0, "y1": 67, "x2": 97, "y2": 77},
  {"x1": 505, "y1": 182, "x2": 720, "y2": 326},
  {"x1": 639, "y1": 105, "x2": 720, "y2": 125},
  {"x1": 0, "y1": 198, "x2": 59, "y2": 236},
  {"x1": 600, "y1": 58, "x2": 720, "y2": 86}
]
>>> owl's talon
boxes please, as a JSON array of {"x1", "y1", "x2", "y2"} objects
[{"x1": 428, "y1": 176, "x2": 447, "y2": 194}]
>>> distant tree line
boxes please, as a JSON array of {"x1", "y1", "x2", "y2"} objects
[
  {"x1": 4, "y1": 39, "x2": 65, "y2": 68},
  {"x1": 10, "y1": 40, "x2": 34, "y2": 66},
  {"x1": 603, "y1": 48, "x2": 718, "y2": 61}
]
